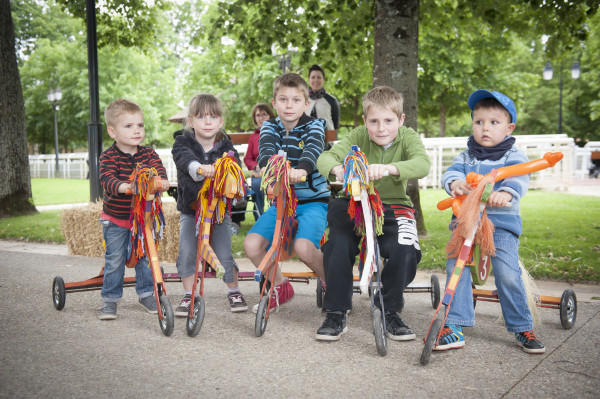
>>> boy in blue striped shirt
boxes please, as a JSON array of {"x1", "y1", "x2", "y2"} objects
[
  {"x1": 437, "y1": 89, "x2": 545, "y2": 354},
  {"x1": 244, "y1": 73, "x2": 330, "y2": 312}
]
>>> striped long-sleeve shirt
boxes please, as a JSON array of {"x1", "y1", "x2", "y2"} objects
[
  {"x1": 441, "y1": 144, "x2": 529, "y2": 237},
  {"x1": 99, "y1": 142, "x2": 167, "y2": 227},
  {"x1": 258, "y1": 114, "x2": 330, "y2": 203}
]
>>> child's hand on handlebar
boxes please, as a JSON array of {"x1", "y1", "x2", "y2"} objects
[
  {"x1": 368, "y1": 164, "x2": 392, "y2": 181},
  {"x1": 118, "y1": 182, "x2": 132, "y2": 194},
  {"x1": 288, "y1": 168, "x2": 307, "y2": 184},
  {"x1": 161, "y1": 179, "x2": 170, "y2": 191},
  {"x1": 197, "y1": 164, "x2": 216, "y2": 178},
  {"x1": 330, "y1": 165, "x2": 344, "y2": 182},
  {"x1": 450, "y1": 180, "x2": 472, "y2": 197},
  {"x1": 488, "y1": 191, "x2": 513, "y2": 208}
]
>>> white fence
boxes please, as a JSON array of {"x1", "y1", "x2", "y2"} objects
[
  {"x1": 30, "y1": 135, "x2": 588, "y2": 189},
  {"x1": 421, "y1": 134, "x2": 575, "y2": 190}
]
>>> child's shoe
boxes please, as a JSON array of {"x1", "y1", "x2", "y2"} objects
[
  {"x1": 175, "y1": 294, "x2": 192, "y2": 317},
  {"x1": 99, "y1": 302, "x2": 117, "y2": 320},
  {"x1": 228, "y1": 291, "x2": 248, "y2": 313},
  {"x1": 433, "y1": 324, "x2": 465, "y2": 350},
  {"x1": 252, "y1": 279, "x2": 295, "y2": 313},
  {"x1": 384, "y1": 311, "x2": 416, "y2": 341},
  {"x1": 515, "y1": 330, "x2": 545, "y2": 354},
  {"x1": 138, "y1": 295, "x2": 158, "y2": 314},
  {"x1": 315, "y1": 311, "x2": 347, "y2": 341}
]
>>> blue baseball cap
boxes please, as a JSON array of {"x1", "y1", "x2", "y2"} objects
[{"x1": 468, "y1": 89, "x2": 517, "y2": 124}]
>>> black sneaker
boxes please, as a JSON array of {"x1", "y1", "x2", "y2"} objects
[
  {"x1": 515, "y1": 330, "x2": 545, "y2": 354},
  {"x1": 175, "y1": 294, "x2": 192, "y2": 317},
  {"x1": 384, "y1": 311, "x2": 416, "y2": 341},
  {"x1": 315, "y1": 311, "x2": 347, "y2": 341},
  {"x1": 228, "y1": 291, "x2": 248, "y2": 313}
]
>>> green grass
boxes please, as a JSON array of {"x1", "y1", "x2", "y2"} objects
[
  {"x1": 418, "y1": 190, "x2": 600, "y2": 282},
  {"x1": 2, "y1": 179, "x2": 599, "y2": 282},
  {"x1": 0, "y1": 210, "x2": 65, "y2": 243},
  {"x1": 31, "y1": 178, "x2": 90, "y2": 206}
]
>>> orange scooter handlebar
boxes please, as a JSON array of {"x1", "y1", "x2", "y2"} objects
[{"x1": 437, "y1": 152, "x2": 564, "y2": 212}]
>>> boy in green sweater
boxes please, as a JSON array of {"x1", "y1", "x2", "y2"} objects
[{"x1": 315, "y1": 86, "x2": 431, "y2": 341}]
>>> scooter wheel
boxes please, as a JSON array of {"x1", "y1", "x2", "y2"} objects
[
  {"x1": 158, "y1": 295, "x2": 174, "y2": 337},
  {"x1": 52, "y1": 276, "x2": 66, "y2": 310},
  {"x1": 255, "y1": 295, "x2": 269, "y2": 337},
  {"x1": 420, "y1": 318, "x2": 442, "y2": 366},
  {"x1": 186, "y1": 296, "x2": 205, "y2": 337},
  {"x1": 316, "y1": 277, "x2": 325, "y2": 308},
  {"x1": 560, "y1": 289, "x2": 577, "y2": 329},
  {"x1": 430, "y1": 274, "x2": 440, "y2": 309},
  {"x1": 373, "y1": 308, "x2": 387, "y2": 356}
]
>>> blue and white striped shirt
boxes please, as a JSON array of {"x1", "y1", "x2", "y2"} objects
[{"x1": 258, "y1": 114, "x2": 330, "y2": 203}]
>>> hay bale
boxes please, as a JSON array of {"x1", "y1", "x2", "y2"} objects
[
  {"x1": 61, "y1": 202, "x2": 104, "y2": 257},
  {"x1": 61, "y1": 201, "x2": 181, "y2": 263},
  {"x1": 158, "y1": 202, "x2": 179, "y2": 263}
]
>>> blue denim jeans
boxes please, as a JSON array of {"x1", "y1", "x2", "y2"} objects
[
  {"x1": 250, "y1": 176, "x2": 264, "y2": 221},
  {"x1": 444, "y1": 228, "x2": 533, "y2": 333},
  {"x1": 100, "y1": 219, "x2": 154, "y2": 302}
]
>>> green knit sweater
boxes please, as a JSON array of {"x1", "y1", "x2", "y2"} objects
[{"x1": 316, "y1": 125, "x2": 431, "y2": 206}]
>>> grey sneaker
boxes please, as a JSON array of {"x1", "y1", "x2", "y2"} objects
[
  {"x1": 228, "y1": 291, "x2": 248, "y2": 313},
  {"x1": 138, "y1": 296, "x2": 158, "y2": 314},
  {"x1": 99, "y1": 302, "x2": 117, "y2": 320},
  {"x1": 175, "y1": 294, "x2": 192, "y2": 317},
  {"x1": 384, "y1": 311, "x2": 416, "y2": 341}
]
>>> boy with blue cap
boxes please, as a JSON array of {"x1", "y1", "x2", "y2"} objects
[{"x1": 436, "y1": 89, "x2": 545, "y2": 354}]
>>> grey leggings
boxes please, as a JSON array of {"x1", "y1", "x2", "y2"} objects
[{"x1": 176, "y1": 212, "x2": 238, "y2": 283}]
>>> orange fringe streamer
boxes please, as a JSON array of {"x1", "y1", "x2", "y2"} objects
[
  {"x1": 195, "y1": 152, "x2": 246, "y2": 232},
  {"x1": 261, "y1": 152, "x2": 297, "y2": 218},
  {"x1": 343, "y1": 146, "x2": 385, "y2": 236},
  {"x1": 446, "y1": 174, "x2": 496, "y2": 259},
  {"x1": 128, "y1": 165, "x2": 165, "y2": 262}
]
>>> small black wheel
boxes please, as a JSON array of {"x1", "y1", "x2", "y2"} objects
[
  {"x1": 255, "y1": 295, "x2": 269, "y2": 337},
  {"x1": 560, "y1": 289, "x2": 577, "y2": 329},
  {"x1": 316, "y1": 278, "x2": 325, "y2": 308},
  {"x1": 258, "y1": 275, "x2": 267, "y2": 294},
  {"x1": 52, "y1": 276, "x2": 66, "y2": 310},
  {"x1": 230, "y1": 222, "x2": 241, "y2": 235},
  {"x1": 420, "y1": 318, "x2": 442, "y2": 366},
  {"x1": 158, "y1": 295, "x2": 174, "y2": 337},
  {"x1": 373, "y1": 308, "x2": 387, "y2": 356},
  {"x1": 430, "y1": 274, "x2": 440, "y2": 309},
  {"x1": 186, "y1": 296, "x2": 205, "y2": 337}
]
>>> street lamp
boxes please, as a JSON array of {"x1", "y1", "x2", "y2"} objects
[
  {"x1": 542, "y1": 60, "x2": 580, "y2": 135},
  {"x1": 278, "y1": 52, "x2": 293, "y2": 73},
  {"x1": 47, "y1": 84, "x2": 62, "y2": 175}
]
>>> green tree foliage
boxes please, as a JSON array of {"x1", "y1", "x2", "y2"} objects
[
  {"x1": 202, "y1": 0, "x2": 374, "y2": 128},
  {"x1": 14, "y1": 0, "x2": 181, "y2": 152},
  {"x1": 13, "y1": 0, "x2": 600, "y2": 149}
]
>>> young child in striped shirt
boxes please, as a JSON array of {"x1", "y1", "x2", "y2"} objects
[{"x1": 98, "y1": 98, "x2": 169, "y2": 320}]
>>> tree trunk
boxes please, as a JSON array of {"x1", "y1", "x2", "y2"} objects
[
  {"x1": 353, "y1": 95, "x2": 361, "y2": 128},
  {"x1": 373, "y1": 0, "x2": 426, "y2": 236},
  {"x1": 0, "y1": 1, "x2": 36, "y2": 217},
  {"x1": 439, "y1": 104, "x2": 446, "y2": 137}
]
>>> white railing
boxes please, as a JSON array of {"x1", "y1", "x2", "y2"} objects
[
  {"x1": 420, "y1": 134, "x2": 575, "y2": 190},
  {"x1": 29, "y1": 135, "x2": 586, "y2": 190}
]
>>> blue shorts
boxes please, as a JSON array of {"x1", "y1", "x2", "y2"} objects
[{"x1": 249, "y1": 201, "x2": 328, "y2": 248}]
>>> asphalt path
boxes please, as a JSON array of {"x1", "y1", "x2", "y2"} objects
[{"x1": 0, "y1": 247, "x2": 599, "y2": 398}]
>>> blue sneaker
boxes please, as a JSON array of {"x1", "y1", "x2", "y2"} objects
[{"x1": 433, "y1": 324, "x2": 465, "y2": 350}]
